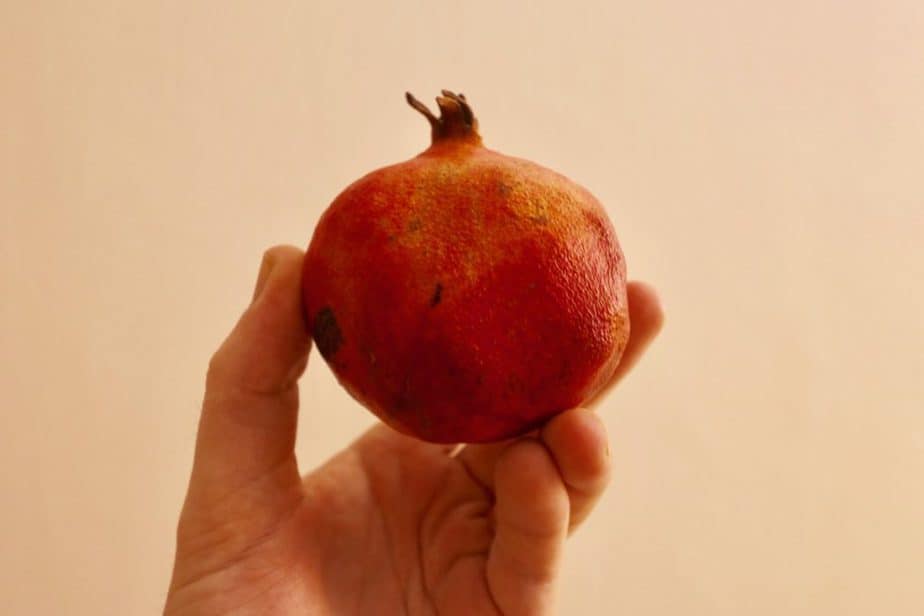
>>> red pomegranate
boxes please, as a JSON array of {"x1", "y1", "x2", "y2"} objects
[{"x1": 302, "y1": 90, "x2": 629, "y2": 443}]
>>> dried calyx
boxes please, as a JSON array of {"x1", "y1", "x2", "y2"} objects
[{"x1": 406, "y1": 90, "x2": 481, "y2": 144}]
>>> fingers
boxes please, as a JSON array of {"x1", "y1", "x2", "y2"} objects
[
  {"x1": 619, "y1": 281, "x2": 665, "y2": 377},
  {"x1": 190, "y1": 246, "x2": 311, "y2": 501},
  {"x1": 479, "y1": 412, "x2": 611, "y2": 612},
  {"x1": 588, "y1": 281, "x2": 664, "y2": 407},
  {"x1": 540, "y1": 408, "x2": 611, "y2": 532},
  {"x1": 486, "y1": 439, "x2": 569, "y2": 615}
]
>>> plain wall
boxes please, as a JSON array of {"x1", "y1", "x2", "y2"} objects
[{"x1": 2, "y1": 1, "x2": 922, "y2": 614}]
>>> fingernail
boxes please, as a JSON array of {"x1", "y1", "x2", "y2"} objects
[{"x1": 251, "y1": 251, "x2": 277, "y2": 303}]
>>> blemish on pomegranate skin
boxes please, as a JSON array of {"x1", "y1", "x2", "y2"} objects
[
  {"x1": 394, "y1": 375, "x2": 412, "y2": 412},
  {"x1": 313, "y1": 307, "x2": 343, "y2": 360},
  {"x1": 430, "y1": 283, "x2": 443, "y2": 307}
]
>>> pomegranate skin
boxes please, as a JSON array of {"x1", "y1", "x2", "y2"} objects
[{"x1": 302, "y1": 92, "x2": 629, "y2": 443}]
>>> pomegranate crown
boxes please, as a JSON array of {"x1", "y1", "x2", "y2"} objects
[{"x1": 405, "y1": 89, "x2": 481, "y2": 145}]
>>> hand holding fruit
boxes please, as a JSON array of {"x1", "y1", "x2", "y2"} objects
[
  {"x1": 165, "y1": 92, "x2": 663, "y2": 615},
  {"x1": 165, "y1": 246, "x2": 661, "y2": 615}
]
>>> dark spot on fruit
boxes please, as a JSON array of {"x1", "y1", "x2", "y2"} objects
[
  {"x1": 394, "y1": 375, "x2": 413, "y2": 413},
  {"x1": 506, "y1": 374, "x2": 526, "y2": 395},
  {"x1": 313, "y1": 307, "x2": 343, "y2": 360},
  {"x1": 430, "y1": 282, "x2": 443, "y2": 307},
  {"x1": 407, "y1": 218, "x2": 422, "y2": 232},
  {"x1": 497, "y1": 181, "x2": 512, "y2": 196}
]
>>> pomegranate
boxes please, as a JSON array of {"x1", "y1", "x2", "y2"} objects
[{"x1": 302, "y1": 90, "x2": 629, "y2": 443}]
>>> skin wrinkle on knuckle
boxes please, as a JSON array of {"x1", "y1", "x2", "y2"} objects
[
  {"x1": 204, "y1": 335, "x2": 304, "y2": 399},
  {"x1": 493, "y1": 532, "x2": 561, "y2": 587},
  {"x1": 427, "y1": 497, "x2": 492, "y2": 585},
  {"x1": 201, "y1": 389, "x2": 299, "y2": 438},
  {"x1": 184, "y1": 458, "x2": 302, "y2": 525},
  {"x1": 498, "y1": 498, "x2": 567, "y2": 541},
  {"x1": 501, "y1": 511, "x2": 566, "y2": 544},
  {"x1": 204, "y1": 351, "x2": 293, "y2": 401}
]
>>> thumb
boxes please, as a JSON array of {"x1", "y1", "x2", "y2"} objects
[{"x1": 190, "y1": 245, "x2": 311, "y2": 502}]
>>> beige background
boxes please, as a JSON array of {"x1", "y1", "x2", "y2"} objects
[{"x1": 2, "y1": 1, "x2": 922, "y2": 614}]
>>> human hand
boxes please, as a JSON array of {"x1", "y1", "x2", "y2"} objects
[{"x1": 164, "y1": 246, "x2": 663, "y2": 615}]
